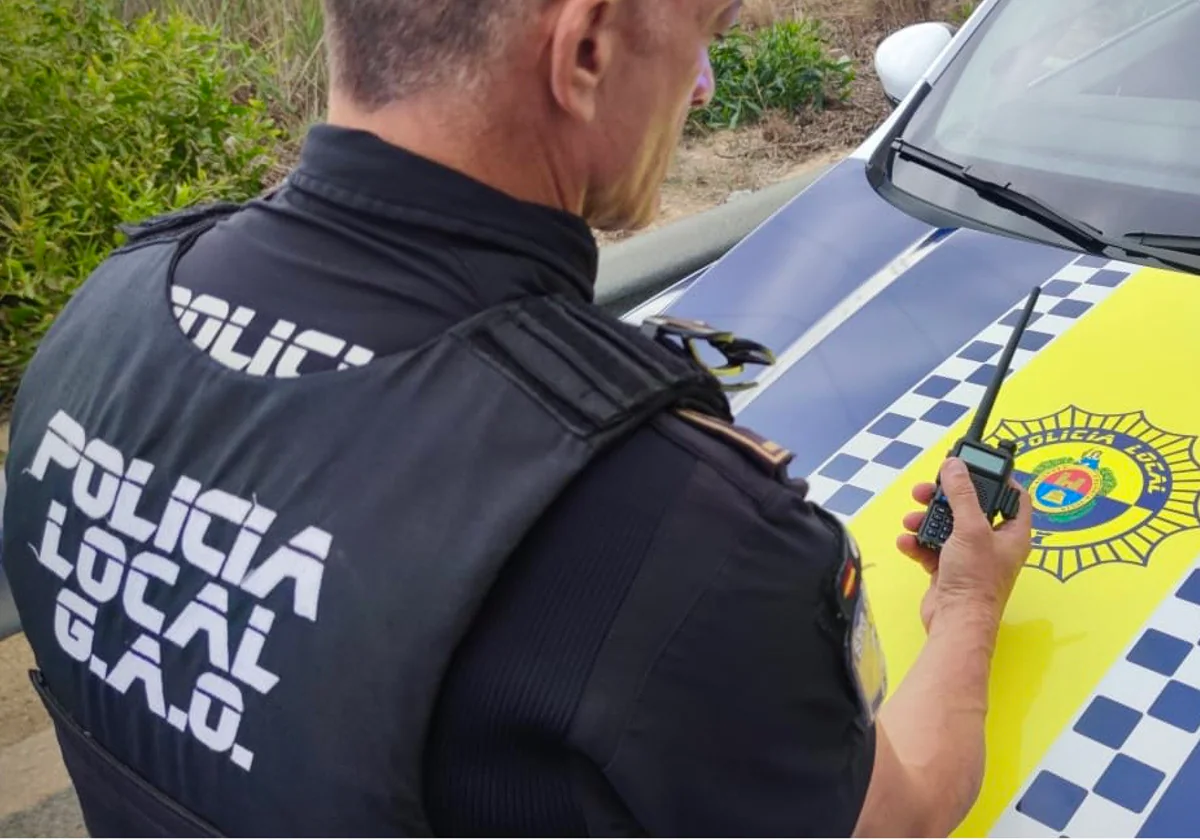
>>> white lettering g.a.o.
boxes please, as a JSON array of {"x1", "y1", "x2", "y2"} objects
[
  {"x1": 106, "y1": 635, "x2": 168, "y2": 720},
  {"x1": 54, "y1": 588, "x2": 98, "y2": 663},
  {"x1": 188, "y1": 672, "x2": 245, "y2": 756}
]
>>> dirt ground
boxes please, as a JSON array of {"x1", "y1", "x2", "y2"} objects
[
  {"x1": 596, "y1": 128, "x2": 856, "y2": 244},
  {"x1": 0, "y1": 419, "x2": 88, "y2": 835},
  {"x1": 597, "y1": 0, "x2": 965, "y2": 243},
  {"x1": 0, "y1": 635, "x2": 85, "y2": 837}
]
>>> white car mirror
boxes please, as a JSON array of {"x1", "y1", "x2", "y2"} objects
[{"x1": 874, "y1": 22, "x2": 955, "y2": 106}]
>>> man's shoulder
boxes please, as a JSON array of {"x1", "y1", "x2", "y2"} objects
[
  {"x1": 587, "y1": 404, "x2": 855, "y2": 598},
  {"x1": 557, "y1": 402, "x2": 855, "y2": 602},
  {"x1": 542, "y1": 400, "x2": 841, "y2": 570},
  {"x1": 635, "y1": 406, "x2": 816, "y2": 518}
]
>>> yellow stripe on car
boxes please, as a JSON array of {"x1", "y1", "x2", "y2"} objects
[{"x1": 845, "y1": 266, "x2": 1200, "y2": 836}]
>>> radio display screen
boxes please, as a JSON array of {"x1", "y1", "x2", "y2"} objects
[{"x1": 960, "y1": 444, "x2": 1006, "y2": 474}]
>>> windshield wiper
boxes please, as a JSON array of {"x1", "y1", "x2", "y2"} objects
[
  {"x1": 1120, "y1": 232, "x2": 1200, "y2": 255},
  {"x1": 891, "y1": 139, "x2": 1200, "y2": 274},
  {"x1": 892, "y1": 139, "x2": 1111, "y2": 252}
]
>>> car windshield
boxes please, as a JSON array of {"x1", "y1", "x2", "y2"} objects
[{"x1": 890, "y1": 0, "x2": 1200, "y2": 242}]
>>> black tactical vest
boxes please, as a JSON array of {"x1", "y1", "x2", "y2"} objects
[{"x1": 2, "y1": 204, "x2": 730, "y2": 837}]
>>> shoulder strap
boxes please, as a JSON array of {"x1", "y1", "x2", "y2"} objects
[
  {"x1": 461, "y1": 294, "x2": 732, "y2": 445},
  {"x1": 112, "y1": 175, "x2": 296, "y2": 257},
  {"x1": 115, "y1": 183, "x2": 286, "y2": 250},
  {"x1": 673, "y1": 408, "x2": 795, "y2": 479},
  {"x1": 114, "y1": 200, "x2": 245, "y2": 252}
]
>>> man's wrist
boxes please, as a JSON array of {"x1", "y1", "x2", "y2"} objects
[
  {"x1": 918, "y1": 600, "x2": 1002, "y2": 724},
  {"x1": 928, "y1": 597, "x2": 1003, "y2": 656}
]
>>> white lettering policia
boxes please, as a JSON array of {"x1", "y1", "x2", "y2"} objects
[
  {"x1": 171, "y1": 284, "x2": 375, "y2": 377},
  {"x1": 21, "y1": 409, "x2": 332, "y2": 773}
]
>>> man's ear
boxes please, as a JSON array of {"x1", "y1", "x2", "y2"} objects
[{"x1": 547, "y1": 0, "x2": 617, "y2": 123}]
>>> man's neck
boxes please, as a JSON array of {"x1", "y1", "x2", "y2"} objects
[{"x1": 325, "y1": 92, "x2": 582, "y2": 218}]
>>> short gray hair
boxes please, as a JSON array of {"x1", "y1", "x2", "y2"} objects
[{"x1": 321, "y1": 0, "x2": 526, "y2": 109}]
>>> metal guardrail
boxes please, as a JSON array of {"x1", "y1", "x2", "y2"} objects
[
  {"x1": 0, "y1": 164, "x2": 832, "y2": 644},
  {"x1": 594, "y1": 167, "x2": 830, "y2": 313}
]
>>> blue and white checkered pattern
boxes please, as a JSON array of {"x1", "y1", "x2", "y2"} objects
[
  {"x1": 795, "y1": 252, "x2": 1200, "y2": 836},
  {"x1": 803, "y1": 256, "x2": 1140, "y2": 520},
  {"x1": 990, "y1": 564, "x2": 1200, "y2": 837}
]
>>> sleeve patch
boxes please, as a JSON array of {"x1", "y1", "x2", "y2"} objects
[
  {"x1": 847, "y1": 582, "x2": 888, "y2": 725},
  {"x1": 833, "y1": 525, "x2": 887, "y2": 726}
]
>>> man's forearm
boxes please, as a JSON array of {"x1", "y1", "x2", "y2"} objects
[{"x1": 856, "y1": 604, "x2": 1001, "y2": 836}]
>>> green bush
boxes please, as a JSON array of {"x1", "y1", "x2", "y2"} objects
[
  {"x1": 949, "y1": 2, "x2": 979, "y2": 25},
  {"x1": 0, "y1": 0, "x2": 283, "y2": 408},
  {"x1": 689, "y1": 18, "x2": 856, "y2": 132}
]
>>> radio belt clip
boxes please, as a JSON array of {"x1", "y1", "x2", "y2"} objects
[{"x1": 640, "y1": 315, "x2": 776, "y2": 392}]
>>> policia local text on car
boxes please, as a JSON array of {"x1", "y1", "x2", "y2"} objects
[{"x1": 1, "y1": 0, "x2": 1034, "y2": 835}]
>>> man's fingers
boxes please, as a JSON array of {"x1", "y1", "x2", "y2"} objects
[
  {"x1": 938, "y1": 457, "x2": 989, "y2": 531},
  {"x1": 897, "y1": 533, "x2": 938, "y2": 575},
  {"x1": 902, "y1": 510, "x2": 927, "y2": 533},
  {"x1": 911, "y1": 482, "x2": 936, "y2": 505}
]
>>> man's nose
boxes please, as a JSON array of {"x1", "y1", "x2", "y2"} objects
[{"x1": 691, "y1": 50, "x2": 715, "y2": 108}]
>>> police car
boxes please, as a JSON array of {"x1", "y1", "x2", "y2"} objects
[
  {"x1": 624, "y1": 0, "x2": 1200, "y2": 835},
  {"x1": 3, "y1": 0, "x2": 1198, "y2": 834}
]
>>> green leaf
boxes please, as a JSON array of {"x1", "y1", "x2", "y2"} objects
[
  {"x1": 688, "y1": 17, "x2": 855, "y2": 133},
  {"x1": 0, "y1": 0, "x2": 288, "y2": 409}
]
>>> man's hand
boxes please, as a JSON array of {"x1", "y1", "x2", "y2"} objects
[
  {"x1": 853, "y1": 459, "x2": 1034, "y2": 837},
  {"x1": 896, "y1": 457, "x2": 1032, "y2": 634}
]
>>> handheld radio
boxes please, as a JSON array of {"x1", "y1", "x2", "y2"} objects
[{"x1": 916, "y1": 285, "x2": 1041, "y2": 551}]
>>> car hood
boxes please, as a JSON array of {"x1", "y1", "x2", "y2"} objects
[{"x1": 656, "y1": 156, "x2": 1200, "y2": 837}]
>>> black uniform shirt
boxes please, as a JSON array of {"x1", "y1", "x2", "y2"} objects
[{"x1": 172, "y1": 124, "x2": 877, "y2": 836}]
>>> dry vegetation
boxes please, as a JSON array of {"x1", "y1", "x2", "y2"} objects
[
  {"x1": 606, "y1": 0, "x2": 970, "y2": 242},
  {"x1": 111, "y1": 0, "x2": 969, "y2": 241}
]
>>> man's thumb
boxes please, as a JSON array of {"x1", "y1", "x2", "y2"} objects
[{"x1": 940, "y1": 457, "x2": 986, "y2": 522}]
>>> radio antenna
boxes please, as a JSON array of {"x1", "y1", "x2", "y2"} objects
[{"x1": 966, "y1": 285, "x2": 1041, "y2": 442}]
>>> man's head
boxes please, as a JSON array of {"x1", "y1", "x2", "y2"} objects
[{"x1": 321, "y1": 0, "x2": 741, "y2": 231}]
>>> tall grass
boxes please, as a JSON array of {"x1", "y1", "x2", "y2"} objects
[
  {"x1": 871, "y1": 0, "x2": 976, "y2": 27},
  {"x1": 690, "y1": 18, "x2": 855, "y2": 132},
  {"x1": 2, "y1": 0, "x2": 283, "y2": 409},
  {"x1": 104, "y1": 0, "x2": 966, "y2": 137},
  {"x1": 110, "y1": 0, "x2": 328, "y2": 135},
  {"x1": 110, "y1": 0, "x2": 859, "y2": 141}
]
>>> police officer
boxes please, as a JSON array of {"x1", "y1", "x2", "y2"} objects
[{"x1": 2, "y1": 0, "x2": 1033, "y2": 836}]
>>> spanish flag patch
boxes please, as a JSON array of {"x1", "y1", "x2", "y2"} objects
[{"x1": 840, "y1": 559, "x2": 859, "y2": 602}]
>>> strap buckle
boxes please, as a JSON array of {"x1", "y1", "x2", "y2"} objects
[{"x1": 640, "y1": 315, "x2": 775, "y2": 392}]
